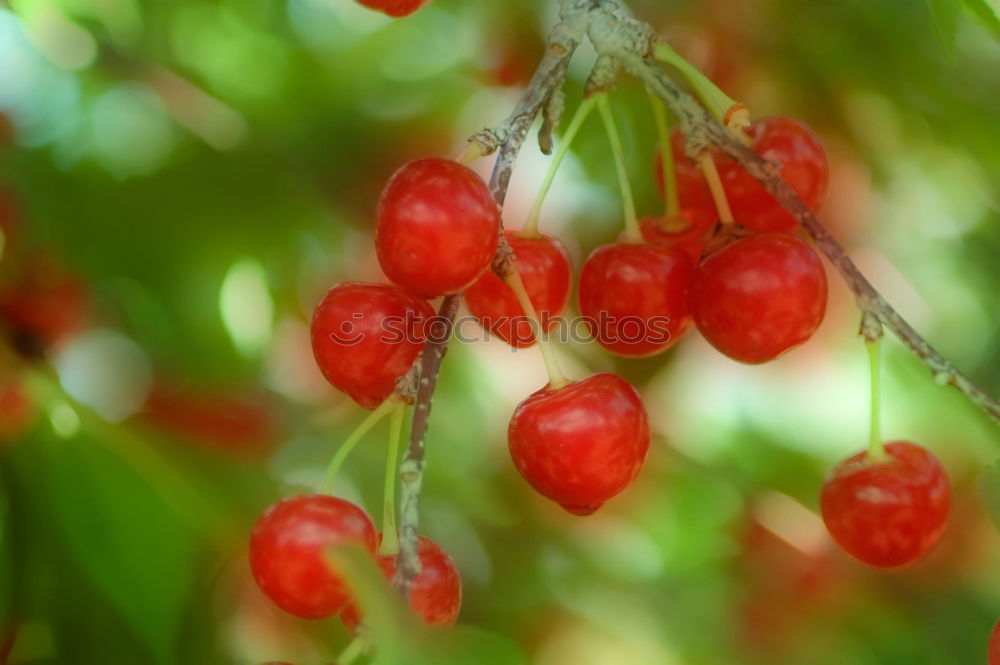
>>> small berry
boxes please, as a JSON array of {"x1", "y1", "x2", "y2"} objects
[
  {"x1": 341, "y1": 536, "x2": 462, "y2": 632},
  {"x1": 638, "y1": 209, "x2": 716, "y2": 263},
  {"x1": 689, "y1": 233, "x2": 827, "y2": 363},
  {"x1": 578, "y1": 242, "x2": 695, "y2": 357},
  {"x1": 465, "y1": 231, "x2": 571, "y2": 348},
  {"x1": 311, "y1": 282, "x2": 434, "y2": 409},
  {"x1": 375, "y1": 158, "x2": 499, "y2": 298},
  {"x1": 355, "y1": 0, "x2": 431, "y2": 17},
  {"x1": 508, "y1": 373, "x2": 650, "y2": 515},
  {"x1": 820, "y1": 442, "x2": 950, "y2": 568},
  {"x1": 249, "y1": 495, "x2": 377, "y2": 619}
]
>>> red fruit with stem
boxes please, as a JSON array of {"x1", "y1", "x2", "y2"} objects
[
  {"x1": 311, "y1": 282, "x2": 434, "y2": 410},
  {"x1": 989, "y1": 620, "x2": 1000, "y2": 665},
  {"x1": 341, "y1": 536, "x2": 462, "y2": 632},
  {"x1": 638, "y1": 209, "x2": 716, "y2": 263},
  {"x1": 578, "y1": 242, "x2": 695, "y2": 357},
  {"x1": 689, "y1": 233, "x2": 827, "y2": 364},
  {"x1": 654, "y1": 130, "x2": 715, "y2": 213},
  {"x1": 355, "y1": 0, "x2": 431, "y2": 18},
  {"x1": 820, "y1": 442, "x2": 950, "y2": 568},
  {"x1": 249, "y1": 495, "x2": 377, "y2": 620},
  {"x1": 508, "y1": 373, "x2": 650, "y2": 515},
  {"x1": 465, "y1": 231, "x2": 571, "y2": 348},
  {"x1": 375, "y1": 158, "x2": 499, "y2": 298}
]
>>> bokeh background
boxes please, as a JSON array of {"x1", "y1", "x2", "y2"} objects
[{"x1": 1, "y1": 0, "x2": 1000, "y2": 663}]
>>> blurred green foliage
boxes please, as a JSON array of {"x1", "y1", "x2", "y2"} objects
[{"x1": 0, "y1": 0, "x2": 999, "y2": 664}]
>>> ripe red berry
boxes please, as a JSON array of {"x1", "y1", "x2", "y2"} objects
[
  {"x1": 375, "y1": 158, "x2": 499, "y2": 298},
  {"x1": 249, "y1": 495, "x2": 377, "y2": 620},
  {"x1": 989, "y1": 619, "x2": 1000, "y2": 665},
  {"x1": 341, "y1": 535, "x2": 462, "y2": 632},
  {"x1": 355, "y1": 0, "x2": 431, "y2": 17},
  {"x1": 578, "y1": 242, "x2": 695, "y2": 357},
  {"x1": 311, "y1": 282, "x2": 434, "y2": 410},
  {"x1": 464, "y1": 231, "x2": 571, "y2": 348},
  {"x1": 638, "y1": 209, "x2": 716, "y2": 263},
  {"x1": 820, "y1": 442, "x2": 950, "y2": 568},
  {"x1": 508, "y1": 373, "x2": 650, "y2": 515},
  {"x1": 689, "y1": 233, "x2": 827, "y2": 364}
]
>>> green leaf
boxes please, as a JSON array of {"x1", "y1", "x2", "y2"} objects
[
  {"x1": 978, "y1": 459, "x2": 1000, "y2": 533},
  {"x1": 964, "y1": 0, "x2": 1000, "y2": 40},
  {"x1": 927, "y1": 0, "x2": 962, "y2": 59}
]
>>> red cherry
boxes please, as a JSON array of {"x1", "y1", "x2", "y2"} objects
[
  {"x1": 375, "y1": 158, "x2": 499, "y2": 298},
  {"x1": 989, "y1": 619, "x2": 1000, "y2": 665},
  {"x1": 718, "y1": 116, "x2": 828, "y2": 233},
  {"x1": 820, "y1": 442, "x2": 950, "y2": 568},
  {"x1": 311, "y1": 282, "x2": 434, "y2": 410},
  {"x1": 689, "y1": 233, "x2": 827, "y2": 364},
  {"x1": 464, "y1": 231, "x2": 571, "y2": 348},
  {"x1": 355, "y1": 0, "x2": 431, "y2": 17},
  {"x1": 0, "y1": 254, "x2": 88, "y2": 354},
  {"x1": 578, "y1": 242, "x2": 695, "y2": 357},
  {"x1": 249, "y1": 495, "x2": 377, "y2": 620},
  {"x1": 341, "y1": 535, "x2": 462, "y2": 632},
  {"x1": 508, "y1": 373, "x2": 650, "y2": 515},
  {"x1": 638, "y1": 209, "x2": 716, "y2": 263}
]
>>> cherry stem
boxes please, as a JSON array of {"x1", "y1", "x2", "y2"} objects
[
  {"x1": 321, "y1": 399, "x2": 399, "y2": 495},
  {"x1": 652, "y1": 42, "x2": 748, "y2": 131},
  {"x1": 648, "y1": 91, "x2": 681, "y2": 220},
  {"x1": 521, "y1": 95, "x2": 598, "y2": 238},
  {"x1": 378, "y1": 404, "x2": 406, "y2": 557},
  {"x1": 335, "y1": 635, "x2": 367, "y2": 665},
  {"x1": 504, "y1": 267, "x2": 570, "y2": 390},
  {"x1": 596, "y1": 94, "x2": 641, "y2": 244},
  {"x1": 696, "y1": 152, "x2": 734, "y2": 225},
  {"x1": 866, "y1": 338, "x2": 888, "y2": 461},
  {"x1": 455, "y1": 140, "x2": 483, "y2": 166}
]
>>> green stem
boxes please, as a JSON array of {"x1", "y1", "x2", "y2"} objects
[
  {"x1": 378, "y1": 405, "x2": 405, "y2": 557},
  {"x1": 322, "y1": 400, "x2": 398, "y2": 495},
  {"x1": 652, "y1": 42, "x2": 744, "y2": 127},
  {"x1": 596, "y1": 94, "x2": 641, "y2": 244},
  {"x1": 504, "y1": 269, "x2": 570, "y2": 390},
  {"x1": 520, "y1": 96, "x2": 598, "y2": 237},
  {"x1": 335, "y1": 635, "x2": 367, "y2": 665},
  {"x1": 866, "y1": 339, "x2": 887, "y2": 460},
  {"x1": 648, "y1": 91, "x2": 679, "y2": 218}
]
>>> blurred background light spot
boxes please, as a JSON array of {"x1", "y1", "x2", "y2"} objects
[
  {"x1": 47, "y1": 399, "x2": 80, "y2": 438},
  {"x1": 287, "y1": 0, "x2": 391, "y2": 52},
  {"x1": 753, "y1": 491, "x2": 830, "y2": 556},
  {"x1": 220, "y1": 258, "x2": 274, "y2": 359},
  {"x1": 573, "y1": 516, "x2": 664, "y2": 583},
  {"x1": 90, "y1": 82, "x2": 175, "y2": 178},
  {"x1": 55, "y1": 328, "x2": 153, "y2": 422},
  {"x1": 149, "y1": 67, "x2": 248, "y2": 150},
  {"x1": 18, "y1": 2, "x2": 97, "y2": 71}
]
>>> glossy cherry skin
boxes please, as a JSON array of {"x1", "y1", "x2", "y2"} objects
[
  {"x1": 249, "y1": 495, "x2": 377, "y2": 620},
  {"x1": 578, "y1": 242, "x2": 695, "y2": 357},
  {"x1": 508, "y1": 373, "x2": 650, "y2": 515},
  {"x1": 465, "y1": 231, "x2": 571, "y2": 348},
  {"x1": 341, "y1": 536, "x2": 462, "y2": 632},
  {"x1": 355, "y1": 0, "x2": 431, "y2": 17},
  {"x1": 638, "y1": 209, "x2": 716, "y2": 263},
  {"x1": 689, "y1": 233, "x2": 827, "y2": 364},
  {"x1": 820, "y1": 442, "x2": 950, "y2": 568},
  {"x1": 989, "y1": 619, "x2": 1000, "y2": 665},
  {"x1": 375, "y1": 158, "x2": 499, "y2": 298},
  {"x1": 718, "y1": 116, "x2": 828, "y2": 233},
  {"x1": 311, "y1": 282, "x2": 434, "y2": 410}
]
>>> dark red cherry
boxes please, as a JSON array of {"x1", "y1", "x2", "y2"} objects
[
  {"x1": 465, "y1": 231, "x2": 571, "y2": 348},
  {"x1": 355, "y1": 0, "x2": 431, "y2": 17},
  {"x1": 508, "y1": 373, "x2": 650, "y2": 515},
  {"x1": 689, "y1": 233, "x2": 826, "y2": 364},
  {"x1": 820, "y1": 442, "x2": 950, "y2": 568},
  {"x1": 375, "y1": 158, "x2": 499, "y2": 298},
  {"x1": 717, "y1": 116, "x2": 828, "y2": 233},
  {"x1": 578, "y1": 241, "x2": 695, "y2": 357},
  {"x1": 0, "y1": 254, "x2": 88, "y2": 354},
  {"x1": 638, "y1": 208, "x2": 716, "y2": 263},
  {"x1": 989, "y1": 619, "x2": 1000, "y2": 665},
  {"x1": 249, "y1": 495, "x2": 377, "y2": 620},
  {"x1": 311, "y1": 282, "x2": 433, "y2": 410},
  {"x1": 341, "y1": 535, "x2": 462, "y2": 632}
]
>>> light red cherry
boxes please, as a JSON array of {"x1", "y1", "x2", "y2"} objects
[
  {"x1": 638, "y1": 209, "x2": 716, "y2": 263},
  {"x1": 249, "y1": 495, "x2": 377, "y2": 620},
  {"x1": 311, "y1": 282, "x2": 434, "y2": 409},
  {"x1": 465, "y1": 231, "x2": 571, "y2": 348},
  {"x1": 820, "y1": 442, "x2": 950, "y2": 568},
  {"x1": 508, "y1": 373, "x2": 650, "y2": 515},
  {"x1": 578, "y1": 242, "x2": 695, "y2": 357},
  {"x1": 375, "y1": 158, "x2": 499, "y2": 298},
  {"x1": 689, "y1": 233, "x2": 827, "y2": 363},
  {"x1": 355, "y1": 0, "x2": 431, "y2": 17},
  {"x1": 341, "y1": 535, "x2": 462, "y2": 632}
]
